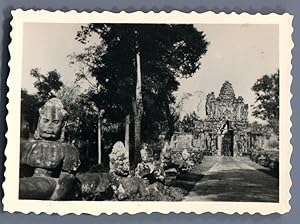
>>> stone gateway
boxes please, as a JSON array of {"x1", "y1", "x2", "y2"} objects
[
  {"x1": 185, "y1": 81, "x2": 271, "y2": 157},
  {"x1": 203, "y1": 81, "x2": 249, "y2": 156}
]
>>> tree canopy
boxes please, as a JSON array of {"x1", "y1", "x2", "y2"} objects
[
  {"x1": 251, "y1": 70, "x2": 279, "y2": 134},
  {"x1": 21, "y1": 89, "x2": 40, "y2": 136},
  {"x1": 56, "y1": 85, "x2": 99, "y2": 144},
  {"x1": 21, "y1": 69, "x2": 64, "y2": 136},
  {"x1": 75, "y1": 24, "x2": 209, "y2": 142},
  {"x1": 22, "y1": 71, "x2": 100, "y2": 146},
  {"x1": 30, "y1": 68, "x2": 63, "y2": 102}
]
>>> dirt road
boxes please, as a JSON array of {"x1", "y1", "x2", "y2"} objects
[{"x1": 184, "y1": 156, "x2": 279, "y2": 202}]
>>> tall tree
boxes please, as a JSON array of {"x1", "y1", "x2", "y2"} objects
[
  {"x1": 251, "y1": 70, "x2": 279, "y2": 134},
  {"x1": 134, "y1": 49, "x2": 143, "y2": 160},
  {"x1": 69, "y1": 47, "x2": 107, "y2": 165},
  {"x1": 75, "y1": 24, "x2": 209, "y2": 165},
  {"x1": 30, "y1": 68, "x2": 63, "y2": 102}
]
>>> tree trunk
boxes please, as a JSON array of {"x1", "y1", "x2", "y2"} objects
[
  {"x1": 125, "y1": 114, "x2": 130, "y2": 150},
  {"x1": 97, "y1": 116, "x2": 102, "y2": 165},
  {"x1": 133, "y1": 50, "x2": 143, "y2": 165},
  {"x1": 165, "y1": 103, "x2": 175, "y2": 141}
]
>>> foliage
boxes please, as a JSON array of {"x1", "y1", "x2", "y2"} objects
[
  {"x1": 56, "y1": 85, "x2": 98, "y2": 144},
  {"x1": 30, "y1": 68, "x2": 64, "y2": 102},
  {"x1": 56, "y1": 84, "x2": 128, "y2": 167},
  {"x1": 251, "y1": 71, "x2": 279, "y2": 134},
  {"x1": 74, "y1": 24, "x2": 209, "y2": 143},
  {"x1": 180, "y1": 112, "x2": 200, "y2": 133},
  {"x1": 21, "y1": 89, "x2": 40, "y2": 136},
  {"x1": 68, "y1": 46, "x2": 103, "y2": 92},
  {"x1": 21, "y1": 69, "x2": 64, "y2": 137}
]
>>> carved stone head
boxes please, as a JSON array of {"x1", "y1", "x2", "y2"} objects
[
  {"x1": 34, "y1": 98, "x2": 68, "y2": 141},
  {"x1": 140, "y1": 143, "x2": 153, "y2": 163}
]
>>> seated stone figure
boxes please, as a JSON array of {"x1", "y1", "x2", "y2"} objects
[
  {"x1": 19, "y1": 98, "x2": 81, "y2": 200},
  {"x1": 160, "y1": 141, "x2": 172, "y2": 169},
  {"x1": 135, "y1": 143, "x2": 165, "y2": 182},
  {"x1": 180, "y1": 149, "x2": 194, "y2": 171}
]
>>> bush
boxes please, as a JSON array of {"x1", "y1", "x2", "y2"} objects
[{"x1": 250, "y1": 149, "x2": 279, "y2": 174}]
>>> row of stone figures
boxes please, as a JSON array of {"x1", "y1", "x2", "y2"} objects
[{"x1": 19, "y1": 98, "x2": 198, "y2": 200}]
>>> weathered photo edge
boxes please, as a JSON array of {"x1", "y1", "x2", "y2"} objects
[{"x1": 3, "y1": 9, "x2": 294, "y2": 215}]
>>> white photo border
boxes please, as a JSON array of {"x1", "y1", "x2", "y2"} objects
[{"x1": 3, "y1": 9, "x2": 293, "y2": 215}]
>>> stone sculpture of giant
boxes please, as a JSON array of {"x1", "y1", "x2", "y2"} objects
[
  {"x1": 109, "y1": 141, "x2": 130, "y2": 177},
  {"x1": 19, "y1": 98, "x2": 81, "y2": 200}
]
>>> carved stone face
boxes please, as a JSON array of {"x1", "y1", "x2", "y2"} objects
[
  {"x1": 35, "y1": 98, "x2": 68, "y2": 141},
  {"x1": 38, "y1": 109, "x2": 64, "y2": 140}
]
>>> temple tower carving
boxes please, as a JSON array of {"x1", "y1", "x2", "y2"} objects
[{"x1": 205, "y1": 81, "x2": 248, "y2": 122}]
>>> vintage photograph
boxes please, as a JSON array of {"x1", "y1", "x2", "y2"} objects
[{"x1": 4, "y1": 10, "x2": 292, "y2": 214}]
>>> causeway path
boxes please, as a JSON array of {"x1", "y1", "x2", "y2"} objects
[{"x1": 184, "y1": 156, "x2": 279, "y2": 202}]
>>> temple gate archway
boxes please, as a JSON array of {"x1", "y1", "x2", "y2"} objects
[
  {"x1": 219, "y1": 120, "x2": 234, "y2": 156},
  {"x1": 202, "y1": 81, "x2": 250, "y2": 156},
  {"x1": 221, "y1": 130, "x2": 234, "y2": 156}
]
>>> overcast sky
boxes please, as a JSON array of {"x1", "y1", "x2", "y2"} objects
[{"x1": 22, "y1": 23, "x2": 278, "y2": 122}]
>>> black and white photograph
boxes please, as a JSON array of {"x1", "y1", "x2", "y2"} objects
[{"x1": 3, "y1": 11, "x2": 292, "y2": 215}]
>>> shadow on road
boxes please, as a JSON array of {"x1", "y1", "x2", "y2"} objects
[
  {"x1": 186, "y1": 168, "x2": 279, "y2": 202},
  {"x1": 171, "y1": 172, "x2": 205, "y2": 193},
  {"x1": 256, "y1": 168, "x2": 279, "y2": 179},
  {"x1": 170, "y1": 156, "x2": 221, "y2": 195}
]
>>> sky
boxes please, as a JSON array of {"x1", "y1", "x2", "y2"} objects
[{"x1": 22, "y1": 23, "x2": 279, "y2": 123}]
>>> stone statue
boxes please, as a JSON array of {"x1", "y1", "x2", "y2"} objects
[
  {"x1": 135, "y1": 143, "x2": 165, "y2": 182},
  {"x1": 109, "y1": 141, "x2": 130, "y2": 177},
  {"x1": 33, "y1": 98, "x2": 68, "y2": 141},
  {"x1": 198, "y1": 132, "x2": 206, "y2": 150},
  {"x1": 206, "y1": 134, "x2": 212, "y2": 151},
  {"x1": 180, "y1": 149, "x2": 194, "y2": 171},
  {"x1": 19, "y1": 98, "x2": 81, "y2": 200},
  {"x1": 160, "y1": 142, "x2": 172, "y2": 168},
  {"x1": 237, "y1": 135, "x2": 247, "y2": 154}
]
